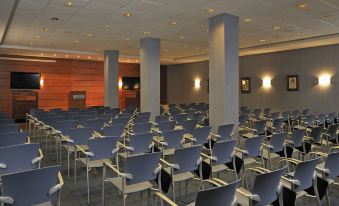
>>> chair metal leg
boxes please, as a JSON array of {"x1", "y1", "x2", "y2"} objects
[
  {"x1": 171, "y1": 181, "x2": 176, "y2": 203},
  {"x1": 67, "y1": 146, "x2": 70, "y2": 179},
  {"x1": 102, "y1": 165, "x2": 106, "y2": 206},
  {"x1": 87, "y1": 159, "x2": 90, "y2": 204},
  {"x1": 74, "y1": 146, "x2": 77, "y2": 189},
  {"x1": 185, "y1": 180, "x2": 188, "y2": 197},
  {"x1": 139, "y1": 191, "x2": 142, "y2": 206},
  {"x1": 325, "y1": 190, "x2": 331, "y2": 206}
]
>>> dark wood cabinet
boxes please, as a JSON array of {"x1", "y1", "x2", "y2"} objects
[
  {"x1": 68, "y1": 91, "x2": 86, "y2": 109},
  {"x1": 12, "y1": 91, "x2": 38, "y2": 120}
]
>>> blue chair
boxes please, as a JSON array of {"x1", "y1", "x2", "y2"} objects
[
  {"x1": 0, "y1": 166, "x2": 63, "y2": 206},
  {"x1": 102, "y1": 124, "x2": 125, "y2": 138},
  {"x1": 0, "y1": 124, "x2": 20, "y2": 133},
  {"x1": 0, "y1": 132, "x2": 29, "y2": 147},
  {"x1": 119, "y1": 132, "x2": 154, "y2": 157},
  {"x1": 156, "y1": 121, "x2": 176, "y2": 133},
  {"x1": 155, "y1": 115, "x2": 170, "y2": 124},
  {"x1": 181, "y1": 119, "x2": 198, "y2": 134},
  {"x1": 213, "y1": 124, "x2": 234, "y2": 141},
  {"x1": 131, "y1": 122, "x2": 152, "y2": 135},
  {"x1": 0, "y1": 143, "x2": 42, "y2": 176}
]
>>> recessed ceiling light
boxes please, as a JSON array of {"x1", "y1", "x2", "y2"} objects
[
  {"x1": 125, "y1": 37, "x2": 130, "y2": 41},
  {"x1": 50, "y1": 17, "x2": 59, "y2": 21},
  {"x1": 297, "y1": 3, "x2": 308, "y2": 8},
  {"x1": 41, "y1": 26, "x2": 48, "y2": 31},
  {"x1": 36, "y1": 35, "x2": 40, "y2": 39},
  {"x1": 53, "y1": 53, "x2": 56, "y2": 57},
  {"x1": 170, "y1": 21, "x2": 177, "y2": 25},
  {"x1": 204, "y1": 29, "x2": 209, "y2": 32},
  {"x1": 243, "y1": 18, "x2": 252, "y2": 22},
  {"x1": 74, "y1": 40, "x2": 80, "y2": 43},
  {"x1": 144, "y1": 31, "x2": 150, "y2": 36},
  {"x1": 207, "y1": 8, "x2": 215, "y2": 13},
  {"x1": 323, "y1": 14, "x2": 333, "y2": 19},
  {"x1": 297, "y1": 32, "x2": 303, "y2": 35},
  {"x1": 180, "y1": 36, "x2": 184, "y2": 39},
  {"x1": 184, "y1": 45, "x2": 188, "y2": 48},
  {"x1": 259, "y1": 39, "x2": 266, "y2": 42},
  {"x1": 123, "y1": 12, "x2": 132, "y2": 17},
  {"x1": 101, "y1": 25, "x2": 110, "y2": 30},
  {"x1": 273, "y1": 26, "x2": 281, "y2": 30},
  {"x1": 87, "y1": 33, "x2": 93, "y2": 37},
  {"x1": 64, "y1": 1, "x2": 75, "y2": 7}
]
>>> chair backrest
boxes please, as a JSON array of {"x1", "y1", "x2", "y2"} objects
[
  {"x1": 162, "y1": 129, "x2": 185, "y2": 150},
  {"x1": 133, "y1": 122, "x2": 152, "y2": 134},
  {"x1": 270, "y1": 112, "x2": 280, "y2": 121},
  {"x1": 68, "y1": 127, "x2": 94, "y2": 145},
  {"x1": 88, "y1": 136, "x2": 119, "y2": 161},
  {"x1": 324, "y1": 151, "x2": 339, "y2": 179},
  {"x1": 125, "y1": 152, "x2": 161, "y2": 185},
  {"x1": 309, "y1": 126, "x2": 323, "y2": 143},
  {"x1": 181, "y1": 119, "x2": 198, "y2": 134},
  {"x1": 0, "y1": 132, "x2": 28, "y2": 147},
  {"x1": 293, "y1": 158, "x2": 318, "y2": 191},
  {"x1": 290, "y1": 129, "x2": 306, "y2": 147},
  {"x1": 119, "y1": 112, "x2": 133, "y2": 119},
  {"x1": 0, "y1": 143, "x2": 40, "y2": 176},
  {"x1": 0, "y1": 124, "x2": 19, "y2": 133},
  {"x1": 217, "y1": 124, "x2": 234, "y2": 141},
  {"x1": 252, "y1": 167, "x2": 285, "y2": 206},
  {"x1": 302, "y1": 109, "x2": 310, "y2": 116},
  {"x1": 53, "y1": 120, "x2": 78, "y2": 136},
  {"x1": 327, "y1": 124, "x2": 339, "y2": 140},
  {"x1": 111, "y1": 117, "x2": 129, "y2": 126},
  {"x1": 155, "y1": 115, "x2": 170, "y2": 124},
  {"x1": 269, "y1": 132, "x2": 287, "y2": 153},
  {"x1": 239, "y1": 115, "x2": 248, "y2": 127},
  {"x1": 263, "y1": 108, "x2": 271, "y2": 116},
  {"x1": 0, "y1": 119, "x2": 15, "y2": 125},
  {"x1": 173, "y1": 145, "x2": 202, "y2": 174},
  {"x1": 291, "y1": 110, "x2": 300, "y2": 120},
  {"x1": 129, "y1": 133, "x2": 154, "y2": 155},
  {"x1": 173, "y1": 113, "x2": 188, "y2": 124},
  {"x1": 212, "y1": 140, "x2": 236, "y2": 165},
  {"x1": 195, "y1": 180, "x2": 239, "y2": 206},
  {"x1": 138, "y1": 112, "x2": 151, "y2": 119},
  {"x1": 70, "y1": 115, "x2": 90, "y2": 126},
  {"x1": 158, "y1": 121, "x2": 176, "y2": 132},
  {"x1": 1, "y1": 166, "x2": 60, "y2": 206},
  {"x1": 244, "y1": 135, "x2": 264, "y2": 157},
  {"x1": 272, "y1": 118, "x2": 283, "y2": 132},
  {"x1": 102, "y1": 124, "x2": 125, "y2": 137},
  {"x1": 192, "y1": 126, "x2": 211, "y2": 145},
  {"x1": 282, "y1": 111, "x2": 290, "y2": 121},
  {"x1": 253, "y1": 109, "x2": 261, "y2": 119},
  {"x1": 134, "y1": 116, "x2": 150, "y2": 124},
  {"x1": 304, "y1": 115, "x2": 314, "y2": 127},
  {"x1": 84, "y1": 119, "x2": 106, "y2": 132},
  {"x1": 253, "y1": 120, "x2": 267, "y2": 135},
  {"x1": 192, "y1": 112, "x2": 204, "y2": 124}
]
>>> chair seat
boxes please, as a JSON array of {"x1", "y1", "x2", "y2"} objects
[
  {"x1": 211, "y1": 164, "x2": 229, "y2": 173},
  {"x1": 35, "y1": 201, "x2": 53, "y2": 206},
  {"x1": 107, "y1": 177, "x2": 155, "y2": 194},
  {"x1": 236, "y1": 187, "x2": 255, "y2": 206},
  {"x1": 242, "y1": 133, "x2": 257, "y2": 139},
  {"x1": 164, "y1": 167, "x2": 195, "y2": 182},
  {"x1": 78, "y1": 158, "x2": 112, "y2": 168},
  {"x1": 63, "y1": 144, "x2": 88, "y2": 153},
  {"x1": 262, "y1": 149, "x2": 281, "y2": 160}
]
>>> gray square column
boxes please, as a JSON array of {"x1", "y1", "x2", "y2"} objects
[
  {"x1": 140, "y1": 37, "x2": 160, "y2": 119},
  {"x1": 209, "y1": 14, "x2": 239, "y2": 132},
  {"x1": 104, "y1": 50, "x2": 119, "y2": 108}
]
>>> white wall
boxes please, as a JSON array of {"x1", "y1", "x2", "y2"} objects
[{"x1": 167, "y1": 44, "x2": 339, "y2": 114}]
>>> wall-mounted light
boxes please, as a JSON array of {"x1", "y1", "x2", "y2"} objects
[
  {"x1": 194, "y1": 79, "x2": 201, "y2": 89},
  {"x1": 319, "y1": 74, "x2": 331, "y2": 86},
  {"x1": 262, "y1": 77, "x2": 271, "y2": 88},
  {"x1": 118, "y1": 77, "x2": 123, "y2": 90},
  {"x1": 40, "y1": 79, "x2": 44, "y2": 87}
]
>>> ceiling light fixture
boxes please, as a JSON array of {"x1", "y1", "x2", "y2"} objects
[
  {"x1": 259, "y1": 39, "x2": 266, "y2": 42},
  {"x1": 207, "y1": 8, "x2": 215, "y2": 13},
  {"x1": 36, "y1": 35, "x2": 40, "y2": 39},
  {"x1": 180, "y1": 36, "x2": 184, "y2": 39},
  {"x1": 123, "y1": 12, "x2": 132, "y2": 17},
  {"x1": 243, "y1": 18, "x2": 252, "y2": 22},
  {"x1": 64, "y1": 1, "x2": 75, "y2": 7},
  {"x1": 273, "y1": 26, "x2": 281, "y2": 30},
  {"x1": 297, "y1": 3, "x2": 308, "y2": 8},
  {"x1": 170, "y1": 21, "x2": 177, "y2": 25},
  {"x1": 297, "y1": 32, "x2": 303, "y2": 35},
  {"x1": 87, "y1": 33, "x2": 93, "y2": 37},
  {"x1": 101, "y1": 25, "x2": 110, "y2": 30},
  {"x1": 144, "y1": 31, "x2": 150, "y2": 36},
  {"x1": 41, "y1": 26, "x2": 48, "y2": 31},
  {"x1": 74, "y1": 40, "x2": 80, "y2": 43},
  {"x1": 184, "y1": 45, "x2": 188, "y2": 48},
  {"x1": 125, "y1": 37, "x2": 130, "y2": 41}
]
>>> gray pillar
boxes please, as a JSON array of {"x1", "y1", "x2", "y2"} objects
[
  {"x1": 104, "y1": 50, "x2": 119, "y2": 108},
  {"x1": 140, "y1": 37, "x2": 160, "y2": 120},
  {"x1": 209, "y1": 14, "x2": 239, "y2": 133}
]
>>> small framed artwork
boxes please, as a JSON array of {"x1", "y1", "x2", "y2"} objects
[
  {"x1": 287, "y1": 75, "x2": 299, "y2": 91},
  {"x1": 240, "y1": 77, "x2": 251, "y2": 93}
]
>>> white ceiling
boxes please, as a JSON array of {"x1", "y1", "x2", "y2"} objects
[{"x1": 1, "y1": 0, "x2": 339, "y2": 64}]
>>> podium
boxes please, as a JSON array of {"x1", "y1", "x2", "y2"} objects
[
  {"x1": 12, "y1": 91, "x2": 38, "y2": 120},
  {"x1": 68, "y1": 91, "x2": 86, "y2": 109}
]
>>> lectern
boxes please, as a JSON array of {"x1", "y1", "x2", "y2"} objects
[{"x1": 68, "y1": 91, "x2": 86, "y2": 109}]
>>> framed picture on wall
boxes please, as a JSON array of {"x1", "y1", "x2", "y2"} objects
[
  {"x1": 287, "y1": 75, "x2": 299, "y2": 91},
  {"x1": 240, "y1": 77, "x2": 251, "y2": 93}
]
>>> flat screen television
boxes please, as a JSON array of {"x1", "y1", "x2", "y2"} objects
[
  {"x1": 10, "y1": 72, "x2": 41, "y2": 90},
  {"x1": 122, "y1": 77, "x2": 140, "y2": 90}
]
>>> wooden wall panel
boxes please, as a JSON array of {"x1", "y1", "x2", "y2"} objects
[{"x1": 0, "y1": 55, "x2": 167, "y2": 116}]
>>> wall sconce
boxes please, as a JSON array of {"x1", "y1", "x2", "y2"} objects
[
  {"x1": 319, "y1": 74, "x2": 331, "y2": 86},
  {"x1": 194, "y1": 79, "x2": 201, "y2": 89},
  {"x1": 262, "y1": 77, "x2": 271, "y2": 88},
  {"x1": 118, "y1": 78, "x2": 123, "y2": 90},
  {"x1": 40, "y1": 79, "x2": 44, "y2": 87}
]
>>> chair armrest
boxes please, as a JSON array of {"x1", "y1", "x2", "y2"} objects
[
  {"x1": 245, "y1": 167, "x2": 268, "y2": 175},
  {"x1": 93, "y1": 131, "x2": 103, "y2": 137},
  {"x1": 236, "y1": 188, "x2": 261, "y2": 203},
  {"x1": 200, "y1": 153, "x2": 217, "y2": 161},
  {"x1": 154, "y1": 192, "x2": 177, "y2": 206},
  {"x1": 184, "y1": 134, "x2": 196, "y2": 142},
  {"x1": 32, "y1": 148, "x2": 44, "y2": 165},
  {"x1": 76, "y1": 145, "x2": 93, "y2": 157},
  {"x1": 308, "y1": 151, "x2": 328, "y2": 158},
  {"x1": 26, "y1": 137, "x2": 31, "y2": 144},
  {"x1": 281, "y1": 176, "x2": 301, "y2": 190},
  {"x1": 48, "y1": 172, "x2": 64, "y2": 196},
  {"x1": 125, "y1": 130, "x2": 134, "y2": 136},
  {"x1": 0, "y1": 196, "x2": 14, "y2": 204},
  {"x1": 160, "y1": 158, "x2": 179, "y2": 169},
  {"x1": 330, "y1": 146, "x2": 339, "y2": 152},
  {"x1": 104, "y1": 162, "x2": 133, "y2": 179},
  {"x1": 235, "y1": 147, "x2": 249, "y2": 155},
  {"x1": 262, "y1": 143, "x2": 274, "y2": 150},
  {"x1": 117, "y1": 142, "x2": 134, "y2": 151},
  {"x1": 211, "y1": 178, "x2": 228, "y2": 186},
  {"x1": 211, "y1": 133, "x2": 221, "y2": 139},
  {"x1": 0, "y1": 163, "x2": 7, "y2": 169}
]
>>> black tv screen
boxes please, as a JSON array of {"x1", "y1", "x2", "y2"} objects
[
  {"x1": 122, "y1": 77, "x2": 140, "y2": 90},
  {"x1": 10, "y1": 72, "x2": 41, "y2": 89}
]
